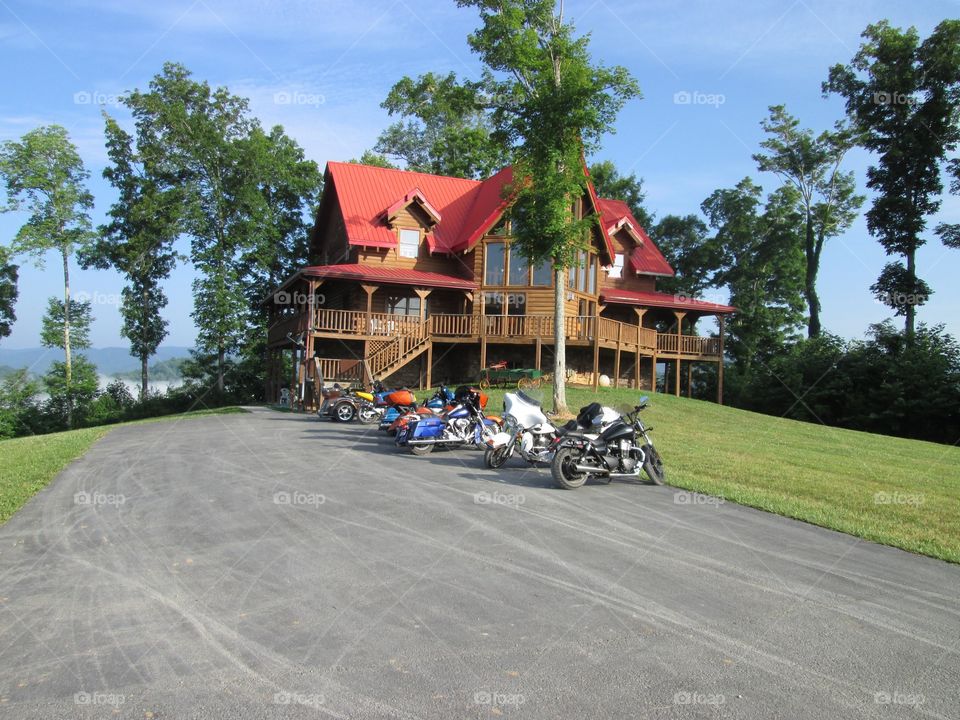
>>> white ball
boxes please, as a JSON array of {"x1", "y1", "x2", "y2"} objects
[{"x1": 598, "y1": 374, "x2": 611, "y2": 387}]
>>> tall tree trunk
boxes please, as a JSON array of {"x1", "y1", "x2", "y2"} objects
[
  {"x1": 804, "y1": 215, "x2": 821, "y2": 338},
  {"x1": 905, "y1": 250, "x2": 916, "y2": 339},
  {"x1": 552, "y1": 267, "x2": 567, "y2": 414},
  {"x1": 62, "y1": 249, "x2": 73, "y2": 429},
  {"x1": 217, "y1": 344, "x2": 225, "y2": 393},
  {"x1": 140, "y1": 354, "x2": 149, "y2": 399}
]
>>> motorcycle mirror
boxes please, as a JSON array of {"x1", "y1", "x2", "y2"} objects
[{"x1": 639, "y1": 395, "x2": 649, "y2": 405}]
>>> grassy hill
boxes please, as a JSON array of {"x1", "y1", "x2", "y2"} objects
[{"x1": 469, "y1": 385, "x2": 960, "y2": 563}]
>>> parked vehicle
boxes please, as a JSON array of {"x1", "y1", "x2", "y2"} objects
[
  {"x1": 484, "y1": 393, "x2": 620, "y2": 469},
  {"x1": 549, "y1": 396, "x2": 664, "y2": 489},
  {"x1": 395, "y1": 387, "x2": 500, "y2": 455},
  {"x1": 320, "y1": 380, "x2": 385, "y2": 424},
  {"x1": 380, "y1": 385, "x2": 454, "y2": 432}
]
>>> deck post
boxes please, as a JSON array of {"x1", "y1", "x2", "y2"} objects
[
  {"x1": 635, "y1": 352, "x2": 641, "y2": 390},
  {"x1": 361, "y1": 284, "x2": 377, "y2": 335},
  {"x1": 673, "y1": 311, "x2": 686, "y2": 398},
  {"x1": 425, "y1": 341, "x2": 433, "y2": 389},
  {"x1": 651, "y1": 353, "x2": 658, "y2": 393},
  {"x1": 717, "y1": 315, "x2": 725, "y2": 405},
  {"x1": 480, "y1": 337, "x2": 487, "y2": 373},
  {"x1": 535, "y1": 336, "x2": 542, "y2": 371},
  {"x1": 592, "y1": 305, "x2": 603, "y2": 391},
  {"x1": 687, "y1": 363, "x2": 693, "y2": 398},
  {"x1": 614, "y1": 322, "x2": 622, "y2": 388}
]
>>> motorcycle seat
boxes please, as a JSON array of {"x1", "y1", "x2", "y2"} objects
[{"x1": 556, "y1": 419, "x2": 580, "y2": 436}]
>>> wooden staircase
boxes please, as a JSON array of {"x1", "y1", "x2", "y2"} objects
[{"x1": 366, "y1": 333, "x2": 430, "y2": 381}]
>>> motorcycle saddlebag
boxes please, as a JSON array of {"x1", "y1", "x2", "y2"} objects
[
  {"x1": 576, "y1": 402, "x2": 604, "y2": 427},
  {"x1": 411, "y1": 416, "x2": 445, "y2": 439}
]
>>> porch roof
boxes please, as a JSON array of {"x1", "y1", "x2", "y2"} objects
[
  {"x1": 600, "y1": 288, "x2": 736, "y2": 314},
  {"x1": 300, "y1": 263, "x2": 477, "y2": 290}
]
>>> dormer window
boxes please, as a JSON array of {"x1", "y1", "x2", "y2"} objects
[
  {"x1": 399, "y1": 228, "x2": 420, "y2": 258},
  {"x1": 609, "y1": 253, "x2": 624, "y2": 278}
]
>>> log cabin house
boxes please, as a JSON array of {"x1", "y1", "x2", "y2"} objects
[{"x1": 265, "y1": 161, "x2": 734, "y2": 407}]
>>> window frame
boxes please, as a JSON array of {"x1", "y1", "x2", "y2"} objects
[{"x1": 398, "y1": 228, "x2": 420, "y2": 259}]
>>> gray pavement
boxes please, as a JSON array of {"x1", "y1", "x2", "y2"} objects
[{"x1": 0, "y1": 406, "x2": 957, "y2": 719}]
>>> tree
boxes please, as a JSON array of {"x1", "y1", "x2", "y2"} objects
[
  {"x1": 350, "y1": 150, "x2": 398, "y2": 169},
  {"x1": 81, "y1": 112, "x2": 182, "y2": 398},
  {"x1": 123, "y1": 63, "x2": 256, "y2": 392},
  {"x1": 824, "y1": 20, "x2": 960, "y2": 337},
  {"x1": 0, "y1": 246, "x2": 17, "y2": 342},
  {"x1": 459, "y1": 0, "x2": 640, "y2": 412},
  {"x1": 649, "y1": 214, "x2": 718, "y2": 297},
  {"x1": 935, "y1": 159, "x2": 960, "y2": 249},
  {"x1": 702, "y1": 179, "x2": 805, "y2": 373},
  {"x1": 0, "y1": 125, "x2": 95, "y2": 427},
  {"x1": 589, "y1": 160, "x2": 652, "y2": 228},
  {"x1": 41, "y1": 297, "x2": 93, "y2": 351},
  {"x1": 43, "y1": 356, "x2": 99, "y2": 428},
  {"x1": 753, "y1": 105, "x2": 864, "y2": 337},
  {"x1": 375, "y1": 71, "x2": 509, "y2": 178}
]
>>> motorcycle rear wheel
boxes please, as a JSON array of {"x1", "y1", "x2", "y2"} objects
[
  {"x1": 358, "y1": 406, "x2": 378, "y2": 424},
  {"x1": 551, "y1": 448, "x2": 588, "y2": 489},
  {"x1": 410, "y1": 443, "x2": 434, "y2": 456},
  {"x1": 335, "y1": 403, "x2": 356, "y2": 423},
  {"x1": 484, "y1": 445, "x2": 510, "y2": 469},
  {"x1": 643, "y1": 446, "x2": 666, "y2": 485}
]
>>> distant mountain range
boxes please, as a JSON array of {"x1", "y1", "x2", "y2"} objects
[{"x1": 0, "y1": 346, "x2": 193, "y2": 375}]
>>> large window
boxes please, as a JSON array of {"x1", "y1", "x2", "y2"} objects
[
  {"x1": 508, "y1": 247, "x2": 529, "y2": 286},
  {"x1": 576, "y1": 250, "x2": 587, "y2": 292},
  {"x1": 398, "y1": 229, "x2": 420, "y2": 258},
  {"x1": 508, "y1": 293, "x2": 526, "y2": 316},
  {"x1": 588, "y1": 255, "x2": 597, "y2": 294},
  {"x1": 485, "y1": 241, "x2": 506, "y2": 285},
  {"x1": 386, "y1": 295, "x2": 421, "y2": 316},
  {"x1": 532, "y1": 261, "x2": 552, "y2": 286},
  {"x1": 484, "y1": 291, "x2": 503, "y2": 316}
]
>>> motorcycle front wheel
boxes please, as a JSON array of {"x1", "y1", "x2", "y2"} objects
[
  {"x1": 643, "y1": 446, "x2": 666, "y2": 485},
  {"x1": 484, "y1": 445, "x2": 510, "y2": 469},
  {"x1": 551, "y1": 448, "x2": 588, "y2": 489}
]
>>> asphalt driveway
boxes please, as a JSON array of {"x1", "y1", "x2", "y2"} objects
[{"x1": 0, "y1": 407, "x2": 957, "y2": 719}]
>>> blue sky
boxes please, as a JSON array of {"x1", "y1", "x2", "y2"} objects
[{"x1": 1, "y1": 0, "x2": 958, "y2": 349}]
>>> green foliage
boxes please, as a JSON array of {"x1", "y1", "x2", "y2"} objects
[
  {"x1": 375, "y1": 71, "x2": 509, "y2": 178},
  {"x1": 43, "y1": 354, "x2": 99, "y2": 426},
  {"x1": 702, "y1": 179, "x2": 806, "y2": 371},
  {"x1": 350, "y1": 151, "x2": 398, "y2": 169},
  {"x1": 40, "y1": 297, "x2": 92, "y2": 350},
  {"x1": 824, "y1": 20, "x2": 960, "y2": 335},
  {"x1": 650, "y1": 214, "x2": 717, "y2": 297},
  {"x1": 753, "y1": 105, "x2": 864, "y2": 337},
  {"x1": 588, "y1": 160, "x2": 652, "y2": 228},
  {"x1": 738, "y1": 322, "x2": 960, "y2": 444},
  {"x1": 0, "y1": 246, "x2": 16, "y2": 341},
  {"x1": 114, "y1": 356, "x2": 187, "y2": 382},
  {"x1": 0, "y1": 369, "x2": 43, "y2": 439}
]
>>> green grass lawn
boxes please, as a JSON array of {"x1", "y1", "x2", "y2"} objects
[
  {"x1": 0, "y1": 407, "x2": 246, "y2": 525},
  {"x1": 456, "y1": 384, "x2": 960, "y2": 563}
]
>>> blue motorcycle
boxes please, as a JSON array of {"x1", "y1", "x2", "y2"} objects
[
  {"x1": 395, "y1": 388, "x2": 500, "y2": 456},
  {"x1": 379, "y1": 384, "x2": 455, "y2": 432}
]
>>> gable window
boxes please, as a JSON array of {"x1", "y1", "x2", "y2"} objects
[
  {"x1": 398, "y1": 228, "x2": 420, "y2": 258},
  {"x1": 609, "y1": 253, "x2": 624, "y2": 279},
  {"x1": 485, "y1": 241, "x2": 506, "y2": 285}
]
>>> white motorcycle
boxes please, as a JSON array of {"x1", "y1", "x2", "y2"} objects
[{"x1": 483, "y1": 392, "x2": 619, "y2": 469}]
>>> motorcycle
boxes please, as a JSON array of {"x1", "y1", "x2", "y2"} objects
[
  {"x1": 549, "y1": 396, "x2": 665, "y2": 489},
  {"x1": 484, "y1": 394, "x2": 620, "y2": 469},
  {"x1": 380, "y1": 384, "x2": 455, "y2": 433},
  {"x1": 395, "y1": 387, "x2": 500, "y2": 455},
  {"x1": 321, "y1": 380, "x2": 389, "y2": 424}
]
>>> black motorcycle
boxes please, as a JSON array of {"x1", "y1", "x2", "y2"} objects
[{"x1": 549, "y1": 396, "x2": 665, "y2": 489}]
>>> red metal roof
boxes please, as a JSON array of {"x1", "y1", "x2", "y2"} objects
[
  {"x1": 453, "y1": 166, "x2": 514, "y2": 253},
  {"x1": 327, "y1": 162, "x2": 483, "y2": 252},
  {"x1": 301, "y1": 264, "x2": 476, "y2": 290},
  {"x1": 600, "y1": 287, "x2": 736, "y2": 314},
  {"x1": 597, "y1": 198, "x2": 675, "y2": 277}
]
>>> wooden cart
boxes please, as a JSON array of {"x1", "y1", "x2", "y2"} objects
[{"x1": 478, "y1": 362, "x2": 544, "y2": 390}]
